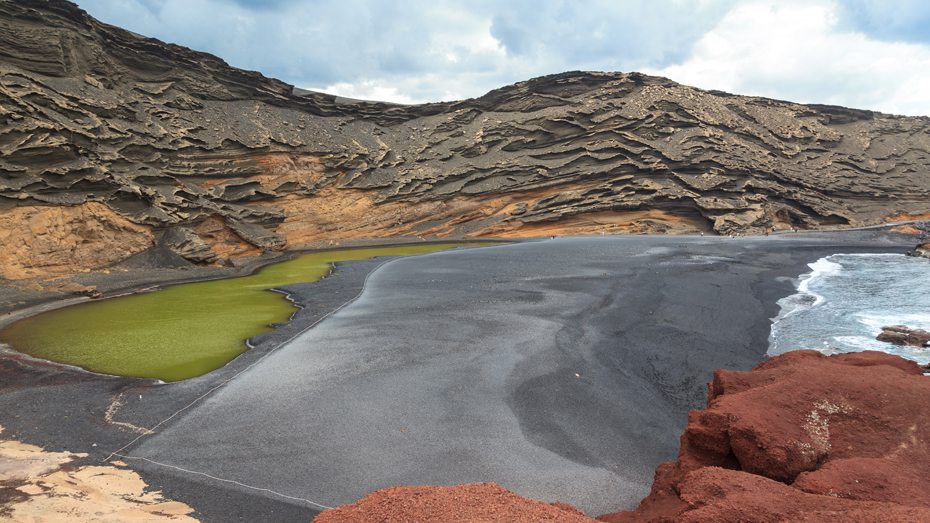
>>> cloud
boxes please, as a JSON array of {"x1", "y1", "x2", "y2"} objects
[
  {"x1": 75, "y1": 0, "x2": 732, "y2": 102},
  {"x1": 834, "y1": 0, "x2": 930, "y2": 45},
  {"x1": 644, "y1": 0, "x2": 930, "y2": 116},
  {"x1": 73, "y1": 0, "x2": 930, "y2": 114},
  {"x1": 489, "y1": 14, "x2": 526, "y2": 56}
]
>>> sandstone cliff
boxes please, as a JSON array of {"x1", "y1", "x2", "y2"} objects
[{"x1": 2, "y1": 0, "x2": 930, "y2": 278}]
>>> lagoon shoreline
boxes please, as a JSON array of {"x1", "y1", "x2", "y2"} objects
[{"x1": 0, "y1": 230, "x2": 919, "y2": 521}]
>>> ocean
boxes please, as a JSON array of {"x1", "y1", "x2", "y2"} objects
[{"x1": 768, "y1": 253, "x2": 930, "y2": 364}]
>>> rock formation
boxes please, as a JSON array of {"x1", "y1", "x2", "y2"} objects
[
  {"x1": 598, "y1": 350, "x2": 930, "y2": 523},
  {"x1": 0, "y1": 426, "x2": 198, "y2": 521},
  {"x1": 914, "y1": 241, "x2": 930, "y2": 258},
  {"x1": 313, "y1": 483, "x2": 596, "y2": 523},
  {"x1": 876, "y1": 325, "x2": 930, "y2": 347},
  {"x1": 3, "y1": 0, "x2": 930, "y2": 278}
]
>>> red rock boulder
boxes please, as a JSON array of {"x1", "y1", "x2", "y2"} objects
[
  {"x1": 598, "y1": 350, "x2": 930, "y2": 523},
  {"x1": 313, "y1": 483, "x2": 595, "y2": 523}
]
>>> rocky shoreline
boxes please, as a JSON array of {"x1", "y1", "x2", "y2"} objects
[
  {"x1": 3, "y1": 231, "x2": 922, "y2": 522},
  {"x1": 597, "y1": 349, "x2": 930, "y2": 522},
  {"x1": 3, "y1": 0, "x2": 930, "y2": 520}
]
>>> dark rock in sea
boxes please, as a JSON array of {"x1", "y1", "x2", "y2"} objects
[
  {"x1": 598, "y1": 350, "x2": 930, "y2": 523},
  {"x1": 877, "y1": 325, "x2": 930, "y2": 347}
]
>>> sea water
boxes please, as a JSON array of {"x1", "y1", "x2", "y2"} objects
[{"x1": 769, "y1": 253, "x2": 930, "y2": 363}]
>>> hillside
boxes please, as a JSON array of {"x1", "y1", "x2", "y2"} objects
[{"x1": 2, "y1": 0, "x2": 929, "y2": 279}]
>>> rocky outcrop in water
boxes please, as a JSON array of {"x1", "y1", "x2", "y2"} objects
[
  {"x1": 598, "y1": 350, "x2": 930, "y2": 523},
  {"x1": 2, "y1": 0, "x2": 930, "y2": 278},
  {"x1": 912, "y1": 241, "x2": 930, "y2": 258},
  {"x1": 877, "y1": 325, "x2": 930, "y2": 347}
]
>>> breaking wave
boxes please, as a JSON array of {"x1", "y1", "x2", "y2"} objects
[{"x1": 768, "y1": 253, "x2": 930, "y2": 363}]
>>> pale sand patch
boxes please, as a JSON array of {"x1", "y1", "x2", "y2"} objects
[{"x1": 0, "y1": 426, "x2": 198, "y2": 522}]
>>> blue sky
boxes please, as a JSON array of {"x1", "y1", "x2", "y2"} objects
[{"x1": 76, "y1": 0, "x2": 930, "y2": 116}]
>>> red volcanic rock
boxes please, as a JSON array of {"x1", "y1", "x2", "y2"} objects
[
  {"x1": 675, "y1": 467, "x2": 930, "y2": 523},
  {"x1": 598, "y1": 350, "x2": 930, "y2": 523},
  {"x1": 313, "y1": 482, "x2": 595, "y2": 523}
]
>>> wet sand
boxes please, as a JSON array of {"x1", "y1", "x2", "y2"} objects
[{"x1": 0, "y1": 231, "x2": 916, "y2": 520}]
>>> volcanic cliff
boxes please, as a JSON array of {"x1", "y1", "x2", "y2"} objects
[{"x1": 2, "y1": 0, "x2": 930, "y2": 279}]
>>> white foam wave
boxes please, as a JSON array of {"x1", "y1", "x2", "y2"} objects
[
  {"x1": 834, "y1": 335, "x2": 930, "y2": 361},
  {"x1": 796, "y1": 257, "x2": 842, "y2": 305},
  {"x1": 770, "y1": 258, "x2": 835, "y2": 325},
  {"x1": 855, "y1": 313, "x2": 930, "y2": 335},
  {"x1": 769, "y1": 252, "x2": 930, "y2": 363}
]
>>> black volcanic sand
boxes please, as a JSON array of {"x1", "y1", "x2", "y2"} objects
[{"x1": 0, "y1": 231, "x2": 917, "y2": 521}]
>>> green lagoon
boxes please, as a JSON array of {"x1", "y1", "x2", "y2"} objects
[{"x1": 0, "y1": 244, "x2": 476, "y2": 382}]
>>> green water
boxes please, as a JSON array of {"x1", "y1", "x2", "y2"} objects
[{"x1": 0, "y1": 244, "x2": 479, "y2": 382}]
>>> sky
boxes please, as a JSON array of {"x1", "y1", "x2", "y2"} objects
[{"x1": 75, "y1": 0, "x2": 930, "y2": 116}]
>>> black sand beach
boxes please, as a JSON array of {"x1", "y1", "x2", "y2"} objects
[{"x1": 0, "y1": 231, "x2": 916, "y2": 520}]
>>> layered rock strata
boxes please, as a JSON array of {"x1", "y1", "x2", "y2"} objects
[
  {"x1": 598, "y1": 350, "x2": 930, "y2": 523},
  {"x1": 3, "y1": 0, "x2": 930, "y2": 278}
]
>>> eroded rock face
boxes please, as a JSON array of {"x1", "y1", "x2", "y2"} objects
[
  {"x1": 598, "y1": 350, "x2": 930, "y2": 523},
  {"x1": 160, "y1": 226, "x2": 216, "y2": 263},
  {"x1": 2, "y1": 0, "x2": 930, "y2": 276},
  {"x1": 0, "y1": 202, "x2": 152, "y2": 279}
]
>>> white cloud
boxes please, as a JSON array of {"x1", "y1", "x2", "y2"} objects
[
  {"x1": 645, "y1": 0, "x2": 930, "y2": 116},
  {"x1": 74, "y1": 0, "x2": 930, "y2": 114},
  {"x1": 321, "y1": 81, "x2": 420, "y2": 105}
]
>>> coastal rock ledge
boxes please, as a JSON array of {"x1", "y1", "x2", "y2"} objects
[
  {"x1": 599, "y1": 350, "x2": 930, "y2": 523},
  {"x1": 313, "y1": 351, "x2": 930, "y2": 522}
]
